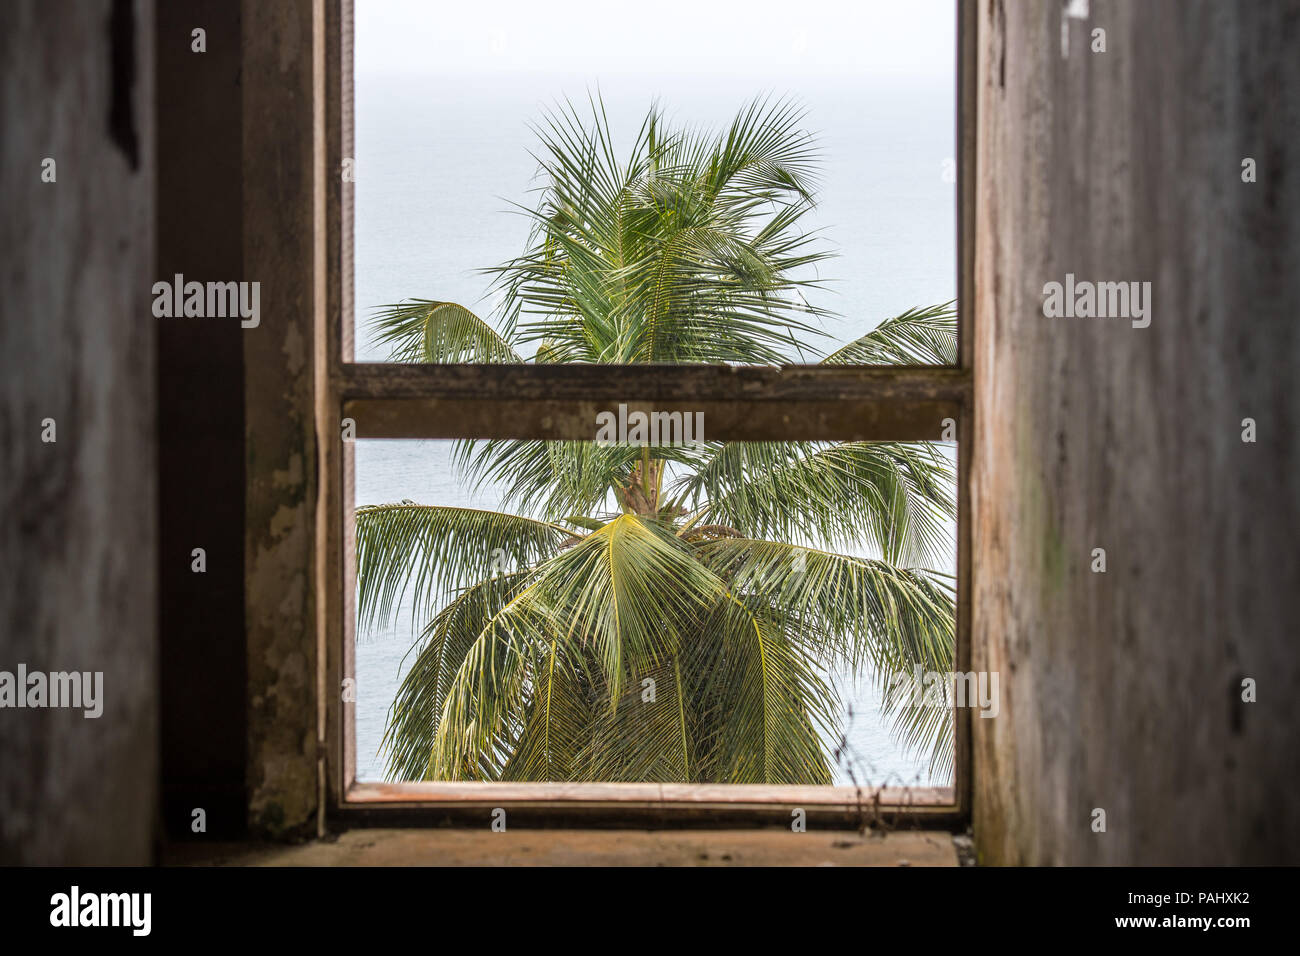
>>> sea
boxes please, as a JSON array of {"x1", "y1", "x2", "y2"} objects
[{"x1": 351, "y1": 68, "x2": 956, "y2": 786}]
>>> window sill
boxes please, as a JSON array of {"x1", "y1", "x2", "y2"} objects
[
  {"x1": 165, "y1": 827, "x2": 960, "y2": 866},
  {"x1": 333, "y1": 782, "x2": 959, "y2": 829}
]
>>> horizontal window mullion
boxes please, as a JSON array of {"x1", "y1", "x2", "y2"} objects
[
  {"x1": 342, "y1": 396, "x2": 962, "y2": 442},
  {"x1": 334, "y1": 362, "x2": 970, "y2": 404}
]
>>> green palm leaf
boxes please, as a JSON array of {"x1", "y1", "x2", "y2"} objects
[
  {"x1": 701, "y1": 597, "x2": 836, "y2": 784},
  {"x1": 381, "y1": 571, "x2": 530, "y2": 780},
  {"x1": 695, "y1": 538, "x2": 954, "y2": 677},
  {"x1": 355, "y1": 503, "x2": 573, "y2": 633},
  {"x1": 486, "y1": 95, "x2": 834, "y2": 364},
  {"x1": 676, "y1": 440, "x2": 955, "y2": 566},
  {"x1": 369, "y1": 299, "x2": 521, "y2": 363},
  {"x1": 578, "y1": 655, "x2": 696, "y2": 782},
  {"x1": 880, "y1": 666, "x2": 957, "y2": 780},
  {"x1": 427, "y1": 514, "x2": 730, "y2": 779},
  {"x1": 821, "y1": 301, "x2": 958, "y2": 366}
]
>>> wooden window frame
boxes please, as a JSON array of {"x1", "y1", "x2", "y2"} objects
[{"x1": 320, "y1": 0, "x2": 975, "y2": 829}]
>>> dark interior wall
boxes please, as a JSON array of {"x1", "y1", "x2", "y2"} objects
[
  {"x1": 972, "y1": 0, "x2": 1300, "y2": 864},
  {"x1": 155, "y1": 0, "x2": 249, "y2": 840},
  {"x1": 155, "y1": 0, "x2": 323, "y2": 843},
  {"x1": 0, "y1": 0, "x2": 157, "y2": 864}
]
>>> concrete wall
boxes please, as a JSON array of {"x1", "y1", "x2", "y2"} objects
[
  {"x1": 0, "y1": 0, "x2": 157, "y2": 864},
  {"x1": 241, "y1": 0, "x2": 324, "y2": 840},
  {"x1": 153, "y1": 0, "x2": 324, "y2": 843},
  {"x1": 972, "y1": 0, "x2": 1300, "y2": 864},
  {"x1": 154, "y1": 0, "x2": 323, "y2": 842}
]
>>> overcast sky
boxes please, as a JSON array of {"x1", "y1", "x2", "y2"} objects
[{"x1": 355, "y1": 0, "x2": 956, "y2": 80}]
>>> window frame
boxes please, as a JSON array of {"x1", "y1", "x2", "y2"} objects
[{"x1": 321, "y1": 0, "x2": 975, "y2": 829}]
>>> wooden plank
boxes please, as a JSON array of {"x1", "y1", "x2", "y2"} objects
[
  {"x1": 344, "y1": 396, "x2": 960, "y2": 441},
  {"x1": 337, "y1": 362, "x2": 969, "y2": 403},
  {"x1": 168, "y1": 828, "x2": 960, "y2": 866},
  {"x1": 954, "y1": 0, "x2": 978, "y2": 825},
  {"x1": 323, "y1": 0, "x2": 355, "y2": 839},
  {"x1": 958, "y1": 0, "x2": 976, "y2": 373},
  {"x1": 349, "y1": 781, "x2": 955, "y2": 806},
  {"x1": 336, "y1": 782, "x2": 960, "y2": 829}
]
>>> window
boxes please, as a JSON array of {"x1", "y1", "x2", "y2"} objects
[{"x1": 322, "y1": 0, "x2": 974, "y2": 827}]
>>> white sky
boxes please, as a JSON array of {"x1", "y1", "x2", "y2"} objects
[{"x1": 356, "y1": 0, "x2": 956, "y2": 79}]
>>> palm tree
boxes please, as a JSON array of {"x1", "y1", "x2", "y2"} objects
[{"x1": 358, "y1": 96, "x2": 957, "y2": 784}]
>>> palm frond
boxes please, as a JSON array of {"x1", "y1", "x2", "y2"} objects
[
  {"x1": 428, "y1": 514, "x2": 728, "y2": 778},
  {"x1": 677, "y1": 441, "x2": 956, "y2": 566},
  {"x1": 431, "y1": 591, "x2": 560, "y2": 780},
  {"x1": 821, "y1": 301, "x2": 958, "y2": 366},
  {"x1": 451, "y1": 439, "x2": 634, "y2": 521},
  {"x1": 355, "y1": 503, "x2": 572, "y2": 633},
  {"x1": 578, "y1": 655, "x2": 697, "y2": 782},
  {"x1": 369, "y1": 299, "x2": 521, "y2": 363},
  {"x1": 501, "y1": 638, "x2": 605, "y2": 782},
  {"x1": 696, "y1": 538, "x2": 954, "y2": 674},
  {"x1": 698, "y1": 538, "x2": 956, "y2": 778},
  {"x1": 523, "y1": 513, "x2": 727, "y2": 702},
  {"x1": 698, "y1": 597, "x2": 837, "y2": 784},
  {"x1": 484, "y1": 95, "x2": 836, "y2": 364},
  {"x1": 880, "y1": 666, "x2": 956, "y2": 781},
  {"x1": 381, "y1": 571, "x2": 530, "y2": 780}
]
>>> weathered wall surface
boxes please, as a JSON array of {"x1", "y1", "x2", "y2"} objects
[
  {"x1": 0, "y1": 0, "x2": 157, "y2": 864},
  {"x1": 972, "y1": 0, "x2": 1300, "y2": 863},
  {"x1": 154, "y1": 0, "x2": 322, "y2": 842},
  {"x1": 241, "y1": 0, "x2": 323, "y2": 839}
]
